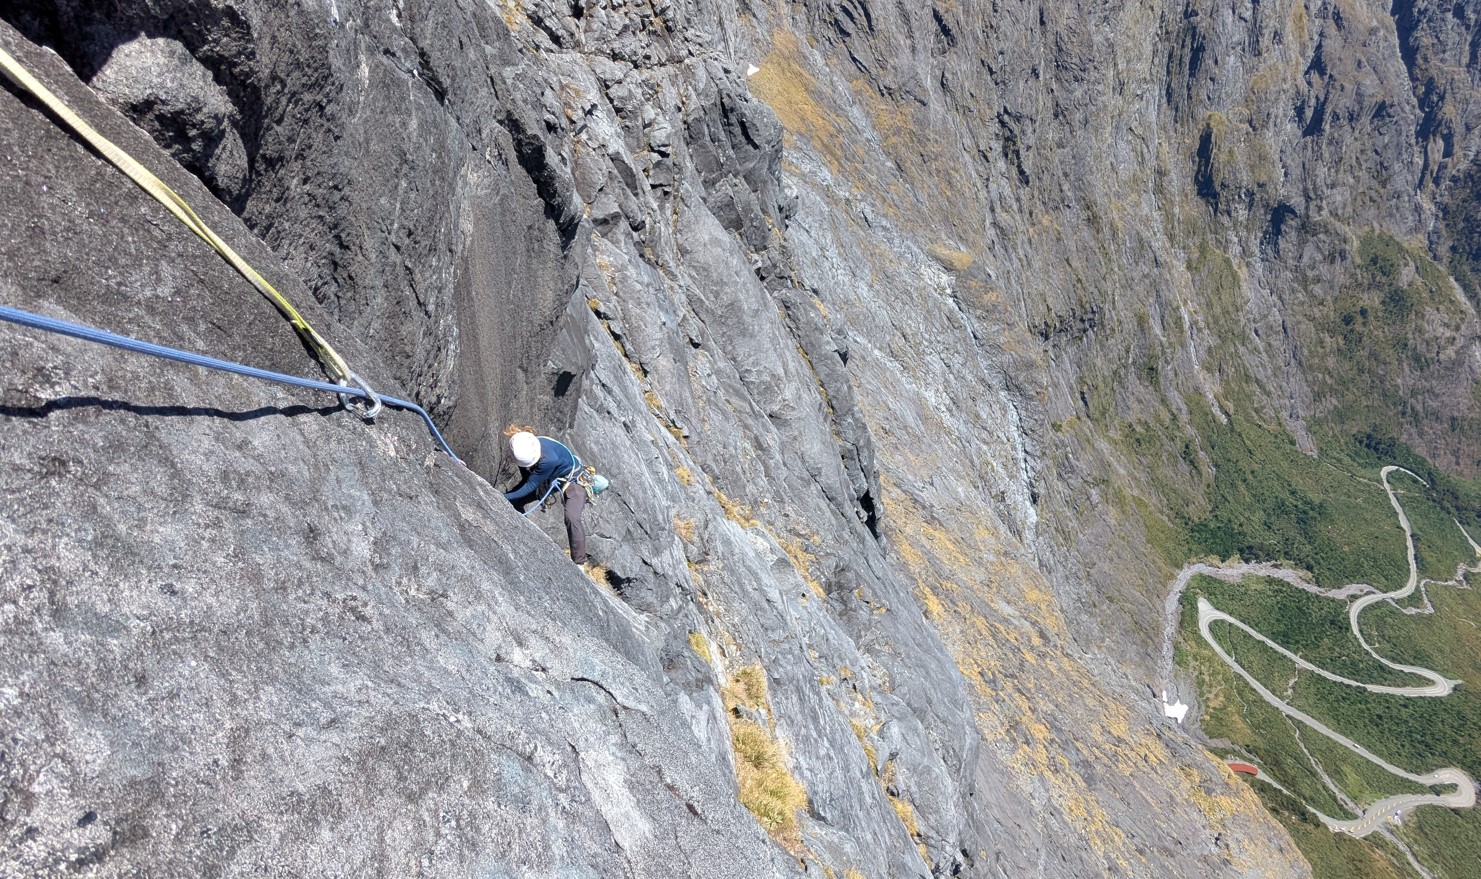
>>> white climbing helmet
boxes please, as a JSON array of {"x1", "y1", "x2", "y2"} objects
[{"x1": 510, "y1": 431, "x2": 541, "y2": 467}]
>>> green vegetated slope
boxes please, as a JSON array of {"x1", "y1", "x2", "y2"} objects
[
  {"x1": 1171, "y1": 428, "x2": 1481, "y2": 879},
  {"x1": 1159, "y1": 232, "x2": 1481, "y2": 879},
  {"x1": 1304, "y1": 233, "x2": 1481, "y2": 475}
]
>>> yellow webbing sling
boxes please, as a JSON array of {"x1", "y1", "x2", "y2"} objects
[{"x1": 0, "y1": 44, "x2": 354, "y2": 384}]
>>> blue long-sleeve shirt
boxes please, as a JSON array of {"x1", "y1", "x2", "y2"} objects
[{"x1": 504, "y1": 437, "x2": 577, "y2": 507}]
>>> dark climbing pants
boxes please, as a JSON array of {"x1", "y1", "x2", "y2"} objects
[{"x1": 564, "y1": 483, "x2": 589, "y2": 565}]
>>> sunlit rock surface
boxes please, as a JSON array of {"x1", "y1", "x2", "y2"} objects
[{"x1": 4, "y1": 0, "x2": 1479, "y2": 876}]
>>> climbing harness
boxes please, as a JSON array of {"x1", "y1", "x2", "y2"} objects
[
  {"x1": 557, "y1": 445, "x2": 610, "y2": 499},
  {"x1": 585, "y1": 471, "x2": 611, "y2": 496},
  {"x1": 0, "y1": 304, "x2": 462, "y2": 463},
  {"x1": 521, "y1": 437, "x2": 580, "y2": 516},
  {"x1": 520, "y1": 436, "x2": 608, "y2": 516},
  {"x1": 0, "y1": 44, "x2": 359, "y2": 391}
]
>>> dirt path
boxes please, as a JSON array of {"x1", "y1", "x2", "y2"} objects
[{"x1": 1161, "y1": 467, "x2": 1479, "y2": 838}]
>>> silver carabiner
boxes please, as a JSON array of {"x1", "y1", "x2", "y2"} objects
[{"x1": 337, "y1": 370, "x2": 383, "y2": 420}]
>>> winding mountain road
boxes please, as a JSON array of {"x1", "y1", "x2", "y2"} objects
[{"x1": 1164, "y1": 467, "x2": 1480, "y2": 838}]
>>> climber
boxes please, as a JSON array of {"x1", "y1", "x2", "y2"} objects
[{"x1": 503, "y1": 427, "x2": 593, "y2": 570}]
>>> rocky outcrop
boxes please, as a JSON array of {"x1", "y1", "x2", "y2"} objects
[
  {"x1": 5, "y1": 0, "x2": 1478, "y2": 876},
  {"x1": 5, "y1": 0, "x2": 579, "y2": 479},
  {"x1": 0, "y1": 24, "x2": 791, "y2": 878}
]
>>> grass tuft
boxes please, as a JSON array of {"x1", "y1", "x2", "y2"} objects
[
  {"x1": 727, "y1": 665, "x2": 769, "y2": 713},
  {"x1": 718, "y1": 663, "x2": 809, "y2": 851},
  {"x1": 927, "y1": 244, "x2": 974, "y2": 273},
  {"x1": 849, "y1": 717, "x2": 877, "y2": 772},
  {"x1": 714, "y1": 486, "x2": 760, "y2": 528},
  {"x1": 889, "y1": 793, "x2": 919, "y2": 835},
  {"x1": 731, "y1": 719, "x2": 809, "y2": 844},
  {"x1": 777, "y1": 533, "x2": 826, "y2": 598}
]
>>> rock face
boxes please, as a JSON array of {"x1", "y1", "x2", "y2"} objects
[{"x1": 2, "y1": 0, "x2": 1478, "y2": 877}]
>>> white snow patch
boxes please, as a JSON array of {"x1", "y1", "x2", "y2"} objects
[{"x1": 1161, "y1": 690, "x2": 1189, "y2": 724}]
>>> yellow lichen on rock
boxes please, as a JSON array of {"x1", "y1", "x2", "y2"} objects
[
  {"x1": 915, "y1": 582, "x2": 946, "y2": 620},
  {"x1": 878, "y1": 485, "x2": 1282, "y2": 870},
  {"x1": 688, "y1": 630, "x2": 713, "y2": 664},
  {"x1": 1179, "y1": 764, "x2": 1241, "y2": 824}
]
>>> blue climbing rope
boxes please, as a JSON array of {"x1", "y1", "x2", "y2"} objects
[
  {"x1": 0, "y1": 303, "x2": 462, "y2": 464},
  {"x1": 522, "y1": 480, "x2": 563, "y2": 517}
]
